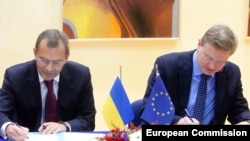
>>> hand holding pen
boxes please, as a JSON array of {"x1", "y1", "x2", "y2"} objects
[
  {"x1": 5, "y1": 123, "x2": 29, "y2": 141},
  {"x1": 184, "y1": 109, "x2": 199, "y2": 124},
  {"x1": 184, "y1": 108, "x2": 194, "y2": 122}
]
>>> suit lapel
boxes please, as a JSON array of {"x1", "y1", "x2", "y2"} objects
[
  {"x1": 177, "y1": 52, "x2": 193, "y2": 112},
  {"x1": 57, "y1": 65, "x2": 74, "y2": 113},
  {"x1": 178, "y1": 63, "x2": 193, "y2": 111},
  {"x1": 26, "y1": 77, "x2": 42, "y2": 106},
  {"x1": 213, "y1": 71, "x2": 227, "y2": 120},
  {"x1": 25, "y1": 62, "x2": 43, "y2": 123}
]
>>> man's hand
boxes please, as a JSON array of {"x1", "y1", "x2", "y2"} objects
[
  {"x1": 38, "y1": 122, "x2": 66, "y2": 134},
  {"x1": 173, "y1": 116, "x2": 200, "y2": 125},
  {"x1": 235, "y1": 120, "x2": 250, "y2": 125},
  {"x1": 6, "y1": 123, "x2": 29, "y2": 141}
]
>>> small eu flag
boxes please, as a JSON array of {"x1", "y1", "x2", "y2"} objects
[{"x1": 141, "y1": 75, "x2": 175, "y2": 125}]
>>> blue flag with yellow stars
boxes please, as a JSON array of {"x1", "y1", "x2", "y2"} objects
[{"x1": 141, "y1": 75, "x2": 175, "y2": 125}]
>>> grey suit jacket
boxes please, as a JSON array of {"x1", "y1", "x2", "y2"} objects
[
  {"x1": 0, "y1": 60, "x2": 96, "y2": 131},
  {"x1": 142, "y1": 50, "x2": 250, "y2": 124}
]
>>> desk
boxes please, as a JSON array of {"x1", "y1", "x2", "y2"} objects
[{"x1": 0, "y1": 131, "x2": 108, "y2": 141}]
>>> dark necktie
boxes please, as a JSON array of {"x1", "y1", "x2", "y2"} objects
[
  {"x1": 44, "y1": 80, "x2": 57, "y2": 122},
  {"x1": 193, "y1": 74, "x2": 210, "y2": 123}
]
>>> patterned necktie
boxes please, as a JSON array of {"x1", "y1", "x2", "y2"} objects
[
  {"x1": 44, "y1": 80, "x2": 57, "y2": 122},
  {"x1": 193, "y1": 74, "x2": 210, "y2": 123}
]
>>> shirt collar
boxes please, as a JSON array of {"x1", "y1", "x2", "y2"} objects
[
  {"x1": 38, "y1": 72, "x2": 60, "y2": 83},
  {"x1": 192, "y1": 50, "x2": 215, "y2": 78}
]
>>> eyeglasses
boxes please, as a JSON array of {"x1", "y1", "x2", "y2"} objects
[
  {"x1": 201, "y1": 48, "x2": 227, "y2": 67},
  {"x1": 38, "y1": 57, "x2": 64, "y2": 67}
]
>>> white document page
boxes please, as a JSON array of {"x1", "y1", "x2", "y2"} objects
[
  {"x1": 28, "y1": 132, "x2": 59, "y2": 141},
  {"x1": 27, "y1": 132, "x2": 106, "y2": 141},
  {"x1": 62, "y1": 132, "x2": 105, "y2": 141}
]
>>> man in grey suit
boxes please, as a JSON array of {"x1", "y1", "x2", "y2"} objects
[
  {"x1": 142, "y1": 24, "x2": 250, "y2": 125},
  {"x1": 0, "y1": 29, "x2": 96, "y2": 141}
]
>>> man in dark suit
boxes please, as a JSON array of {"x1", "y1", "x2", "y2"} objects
[
  {"x1": 142, "y1": 24, "x2": 250, "y2": 125},
  {"x1": 0, "y1": 29, "x2": 96, "y2": 140}
]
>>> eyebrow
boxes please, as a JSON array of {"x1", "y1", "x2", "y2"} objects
[
  {"x1": 39, "y1": 56, "x2": 64, "y2": 62},
  {"x1": 203, "y1": 52, "x2": 226, "y2": 63}
]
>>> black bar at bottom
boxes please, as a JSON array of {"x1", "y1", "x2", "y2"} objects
[{"x1": 142, "y1": 125, "x2": 250, "y2": 140}]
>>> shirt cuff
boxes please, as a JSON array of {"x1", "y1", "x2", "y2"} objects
[
  {"x1": 64, "y1": 122, "x2": 71, "y2": 132},
  {"x1": 58, "y1": 121, "x2": 71, "y2": 132},
  {"x1": 1, "y1": 122, "x2": 15, "y2": 139}
]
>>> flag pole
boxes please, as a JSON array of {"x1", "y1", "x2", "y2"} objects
[
  {"x1": 155, "y1": 64, "x2": 159, "y2": 77},
  {"x1": 120, "y1": 65, "x2": 122, "y2": 82}
]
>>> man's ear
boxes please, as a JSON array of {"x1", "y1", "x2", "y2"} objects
[
  {"x1": 33, "y1": 48, "x2": 37, "y2": 55},
  {"x1": 65, "y1": 54, "x2": 70, "y2": 60}
]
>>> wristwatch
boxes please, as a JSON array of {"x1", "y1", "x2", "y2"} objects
[{"x1": 58, "y1": 121, "x2": 70, "y2": 132}]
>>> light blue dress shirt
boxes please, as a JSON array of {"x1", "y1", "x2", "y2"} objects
[{"x1": 186, "y1": 51, "x2": 216, "y2": 124}]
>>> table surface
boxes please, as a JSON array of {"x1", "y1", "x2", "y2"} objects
[{"x1": 0, "y1": 131, "x2": 109, "y2": 141}]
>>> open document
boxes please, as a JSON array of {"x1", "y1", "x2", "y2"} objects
[{"x1": 28, "y1": 132, "x2": 106, "y2": 141}]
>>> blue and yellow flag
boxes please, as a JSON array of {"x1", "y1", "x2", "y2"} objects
[
  {"x1": 102, "y1": 76, "x2": 134, "y2": 129},
  {"x1": 141, "y1": 75, "x2": 175, "y2": 124}
]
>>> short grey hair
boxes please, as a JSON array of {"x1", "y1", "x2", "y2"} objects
[
  {"x1": 35, "y1": 29, "x2": 70, "y2": 57},
  {"x1": 201, "y1": 24, "x2": 238, "y2": 55}
]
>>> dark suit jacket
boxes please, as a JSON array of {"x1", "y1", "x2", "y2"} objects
[
  {"x1": 0, "y1": 60, "x2": 96, "y2": 131},
  {"x1": 142, "y1": 50, "x2": 250, "y2": 124}
]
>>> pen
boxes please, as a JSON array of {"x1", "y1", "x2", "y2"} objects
[
  {"x1": 14, "y1": 123, "x2": 30, "y2": 141},
  {"x1": 42, "y1": 125, "x2": 47, "y2": 130},
  {"x1": 184, "y1": 108, "x2": 194, "y2": 122}
]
